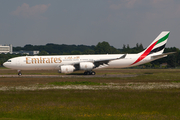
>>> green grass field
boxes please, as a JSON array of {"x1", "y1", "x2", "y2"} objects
[
  {"x1": 1, "y1": 89, "x2": 180, "y2": 120},
  {"x1": 0, "y1": 69, "x2": 180, "y2": 120}
]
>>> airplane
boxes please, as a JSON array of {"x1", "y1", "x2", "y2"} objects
[{"x1": 3, "y1": 31, "x2": 175, "y2": 76}]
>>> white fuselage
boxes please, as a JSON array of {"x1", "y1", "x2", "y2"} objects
[{"x1": 3, "y1": 53, "x2": 154, "y2": 70}]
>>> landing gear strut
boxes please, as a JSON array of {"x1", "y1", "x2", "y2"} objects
[
  {"x1": 84, "y1": 71, "x2": 96, "y2": 75},
  {"x1": 18, "y1": 70, "x2": 22, "y2": 76}
]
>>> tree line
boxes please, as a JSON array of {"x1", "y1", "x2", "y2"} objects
[{"x1": 0, "y1": 41, "x2": 179, "y2": 68}]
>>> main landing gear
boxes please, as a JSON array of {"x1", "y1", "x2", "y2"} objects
[
  {"x1": 84, "y1": 71, "x2": 96, "y2": 75},
  {"x1": 18, "y1": 70, "x2": 22, "y2": 76}
]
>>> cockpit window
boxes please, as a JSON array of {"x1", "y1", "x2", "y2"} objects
[{"x1": 7, "y1": 60, "x2": 11, "y2": 62}]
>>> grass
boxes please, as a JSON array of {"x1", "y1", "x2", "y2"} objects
[
  {"x1": 0, "y1": 67, "x2": 7, "y2": 69},
  {"x1": 0, "y1": 89, "x2": 180, "y2": 119},
  {"x1": 0, "y1": 69, "x2": 180, "y2": 119}
]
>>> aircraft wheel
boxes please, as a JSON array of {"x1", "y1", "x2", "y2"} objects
[
  {"x1": 86, "y1": 71, "x2": 91, "y2": 75},
  {"x1": 91, "y1": 71, "x2": 96, "y2": 75},
  {"x1": 84, "y1": 71, "x2": 91, "y2": 75},
  {"x1": 84, "y1": 71, "x2": 87, "y2": 75},
  {"x1": 84, "y1": 71, "x2": 96, "y2": 75},
  {"x1": 18, "y1": 72, "x2": 22, "y2": 76}
]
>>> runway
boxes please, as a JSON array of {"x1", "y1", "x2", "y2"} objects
[{"x1": 0, "y1": 74, "x2": 137, "y2": 78}]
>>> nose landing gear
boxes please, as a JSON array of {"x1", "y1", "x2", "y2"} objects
[{"x1": 18, "y1": 70, "x2": 22, "y2": 76}]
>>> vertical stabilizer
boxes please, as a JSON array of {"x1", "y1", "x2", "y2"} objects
[
  {"x1": 144, "y1": 31, "x2": 170, "y2": 55},
  {"x1": 132, "y1": 31, "x2": 170, "y2": 65}
]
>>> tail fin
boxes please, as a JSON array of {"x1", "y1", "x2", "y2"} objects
[
  {"x1": 142, "y1": 31, "x2": 170, "y2": 55},
  {"x1": 132, "y1": 31, "x2": 170, "y2": 65}
]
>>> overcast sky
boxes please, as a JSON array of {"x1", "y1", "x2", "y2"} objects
[{"x1": 0, "y1": 0, "x2": 180, "y2": 49}]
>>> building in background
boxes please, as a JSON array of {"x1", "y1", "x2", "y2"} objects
[
  {"x1": 0, "y1": 44, "x2": 39, "y2": 55},
  {"x1": 0, "y1": 44, "x2": 13, "y2": 54},
  {"x1": 13, "y1": 50, "x2": 39, "y2": 55}
]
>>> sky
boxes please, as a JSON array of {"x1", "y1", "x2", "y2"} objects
[{"x1": 0, "y1": 0, "x2": 180, "y2": 49}]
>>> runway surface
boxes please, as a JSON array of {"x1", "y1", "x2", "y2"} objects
[{"x1": 0, "y1": 74, "x2": 137, "y2": 78}]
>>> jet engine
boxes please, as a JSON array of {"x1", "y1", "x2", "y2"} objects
[
  {"x1": 79, "y1": 62, "x2": 95, "y2": 70},
  {"x1": 60, "y1": 65, "x2": 75, "y2": 73}
]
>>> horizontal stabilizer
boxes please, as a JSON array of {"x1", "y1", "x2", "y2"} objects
[{"x1": 151, "y1": 52, "x2": 176, "y2": 59}]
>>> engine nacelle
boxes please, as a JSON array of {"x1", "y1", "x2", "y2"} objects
[
  {"x1": 79, "y1": 62, "x2": 95, "y2": 70},
  {"x1": 60, "y1": 65, "x2": 75, "y2": 73}
]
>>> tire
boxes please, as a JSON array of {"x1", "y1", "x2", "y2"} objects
[
  {"x1": 86, "y1": 71, "x2": 91, "y2": 75},
  {"x1": 18, "y1": 73, "x2": 22, "y2": 76},
  {"x1": 91, "y1": 71, "x2": 96, "y2": 75},
  {"x1": 84, "y1": 71, "x2": 87, "y2": 75}
]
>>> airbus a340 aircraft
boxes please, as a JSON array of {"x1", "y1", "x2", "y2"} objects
[{"x1": 3, "y1": 31, "x2": 174, "y2": 76}]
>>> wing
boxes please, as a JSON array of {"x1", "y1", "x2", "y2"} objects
[
  {"x1": 60, "y1": 54, "x2": 127, "y2": 71},
  {"x1": 93, "y1": 54, "x2": 126, "y2": 67},
  {"x1": 73, "y1": 54, "x2": 127, "y2": 70}
]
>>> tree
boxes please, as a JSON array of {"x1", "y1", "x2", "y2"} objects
[
  {"x1": 94, "y1": 41, "x2": 120, "y2": 54},
  {"x1": 71, "y1": 50, "x2": 81, "y2": 55},
  {"x1": 24, "y1": 44, "x2": 34, "y2": 51},
  {"x1": 83, "y1": 49, "x2": 95, "y2": 54},
  {"x1": 38, "y1": 51, "x2": 48, "y2": 55}
]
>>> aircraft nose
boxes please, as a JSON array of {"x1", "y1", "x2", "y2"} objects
[
  {"x1": 3, "y1": 62, "x2": 7, "y2": 67},
  {"x1": 3, "y1": 62, "x2": 9, "y2": 68},
  {"x1": 3, "y1": 61, "x2": 13, "y2": 69}
]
